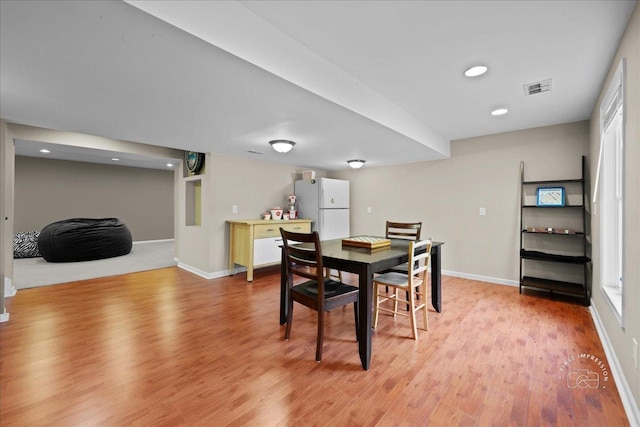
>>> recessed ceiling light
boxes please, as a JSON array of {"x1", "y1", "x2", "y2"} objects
[
  {"x1": 491, "y1": 108, "x2": 509, "y2": 116},
  {"x1": 111, "y1": 158, "x2": 120, "y2": 161},
  {"x1": 464, "y1": 65, "x2": 488, "y2": 77},
  {"x1": 166, "y1": 163, "x2": 174, "y2": 168},
  {"x1": 39, "y1": 149, "x2": 50, "y2": 153}
]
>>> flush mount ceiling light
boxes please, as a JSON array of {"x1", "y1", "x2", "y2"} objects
[
  {"x1": 111, "y1": 158, "x2": 120, "y2": 161},
  {"x1": 464, "y1": 65, "x2": 488, "y2": 77},
  {"x1": 269, "y1": 140, "x2": 296, "y2": 153},
  {"x1": 491, "y1": 108, "x2": 509, "y2": 116},
  {"x1": 347, "y1": 159, "x2": 366, "y2": 169},
  {"x1": 39, "y1": 149, "x2": 50, "y2": 153}
]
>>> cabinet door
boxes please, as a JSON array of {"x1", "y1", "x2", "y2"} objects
[
  {"x1": 319, "y1": 178, "x2": 350, "y2": 209},
  {"x1": 253, "y1": 237, "x2": 283, "y2": 266}
]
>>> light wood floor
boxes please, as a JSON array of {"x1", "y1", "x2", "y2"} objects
[{"x1": 0, "y1": 266, "x2": 629, "y2": 426}]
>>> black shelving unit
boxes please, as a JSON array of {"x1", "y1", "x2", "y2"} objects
[{"x1": 519, "y1": 156, "x2": 591, "y2": 305}]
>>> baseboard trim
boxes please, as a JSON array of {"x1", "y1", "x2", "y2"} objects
[
  {"x1": 4, "y1": 277, "x2": 16, "y2": 298},
  {"x1": 175, "y1": 264, "x2": 519, "y2": 287},
  {"x1": 177, "y1": 263, "x2": 230, "y2": 280},
  {"x1": 590, "y1": 304, "x2": 640, "y2": 427},
  {"x1": 133, "y1": 238, "x2": 175, "y2": 245},
  {"x1": 442, "y1": 270, "x2": 519, "y2": 287}
]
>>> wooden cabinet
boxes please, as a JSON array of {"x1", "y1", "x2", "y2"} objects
[{"x1": 227, "y1": 219, "x2": 312, "y2": 281}]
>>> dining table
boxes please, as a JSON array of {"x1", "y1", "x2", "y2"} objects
[{"x1": 279, "y1": 237, "x2": 444, "y2": 370}]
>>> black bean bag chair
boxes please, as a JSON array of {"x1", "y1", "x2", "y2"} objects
[{"x1": 38, "y1": 218, "x2": 132, "y2": 263}]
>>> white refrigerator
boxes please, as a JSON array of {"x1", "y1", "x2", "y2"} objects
[{"x1": 294, "y1": 178, "x2": 350, "y2": 240}]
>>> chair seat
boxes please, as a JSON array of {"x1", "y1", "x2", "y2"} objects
[
  {"x1": 373, "y1": 272, "x2": 423, "y2": 289},
  {"x1": 292, "y1": 279, "x2": 359, "y2": 299},
  {"x1": 390, "y1": 263, "x2": 409, "y2": 272}
]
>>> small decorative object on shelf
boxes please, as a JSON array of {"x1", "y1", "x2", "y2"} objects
[
  {"x1": 525, "y1": 227, "x2": 577, "y2": 234},
  {"x1": 553, "y1": 228, "x2": 576, "y2": 235},
  {"x1": 270, "y1": 207, "x2": 284, "y2": 220},
  {"x1": 288, "y1": 194, "x2": 298, "y2": 219},
  {"x1": 536, "y1": 187, "x2": 565, "y2": 207}
]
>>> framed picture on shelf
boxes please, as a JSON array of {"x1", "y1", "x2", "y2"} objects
[{"x1": 536, "y1": 187, "x2": 565, "y2": 207}]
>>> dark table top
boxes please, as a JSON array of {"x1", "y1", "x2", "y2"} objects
[
  {"x1": 313, "y1": 237, "x2": 443, "y2": 272},
  {"x1": 306, "y1": 239, "x2": 443, "y2": 272}
]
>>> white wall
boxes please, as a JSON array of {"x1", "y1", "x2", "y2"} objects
[
  {"x1": 14, "y1": 156, "x2": 174, "y2": 241},
  {"x1": 0, "y1": 119, "x2": 14, "y2": 319},
  {"x1": 175, "y1": 152, "x2": 328, "y2": 275},
  {"x1": 333, "y1": 121, "x2": 589, "y2": 285},
  {"x1": 589, "y1": 2, "x2": 640, "y2": 417}
]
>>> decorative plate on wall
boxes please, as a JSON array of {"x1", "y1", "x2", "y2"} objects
[{"x1": 185, "y1": 151, "x2": 204, "y2": 175}]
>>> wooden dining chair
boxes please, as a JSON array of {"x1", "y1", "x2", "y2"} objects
[
  {"x1": 382, "y1": 221, "x2": 423, "y2": 302},
  {"x1": 384, "y1": 221, "x2": 422, "y2": 273},
  {"x1": 373, "y1": 238, "x2": 432, "y2": 340},
  {"x1": 280, "y1": 228, "x2": 359, "y2": 362}
]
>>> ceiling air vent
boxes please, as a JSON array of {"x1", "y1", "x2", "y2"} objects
[{"x1": 523, "y1": 78, "x2": 551, "y2": 96}]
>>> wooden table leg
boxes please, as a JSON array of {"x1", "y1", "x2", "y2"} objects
[
  {"x1": 279, "y1": 247, "x2": 287, "y2": 325},
  {"x1": 431, "y1": 244, "x2": 442, "y2": 313},
  {"x1": 357, "y1": 264, "x2": 373, "y2": 370}
]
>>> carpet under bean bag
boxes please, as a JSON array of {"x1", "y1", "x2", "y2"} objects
[
  {"x1": 38, "y1": 218, "x2": 132, "y2": 263},
  {"x1": 13, "y1": 231, "x2": 41, "y2": 258}
]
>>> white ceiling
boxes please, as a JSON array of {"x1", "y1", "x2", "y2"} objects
[
  {"x1": 0, "y1": 1, "x2": 635, "y2": 171},
  {"x1": 13, "y1": 139, "x2": 180, "y2": 171}
]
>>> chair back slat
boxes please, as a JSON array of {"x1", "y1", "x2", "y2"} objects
[
  {"x1": 407, "y1": 238, "x2": 432, "y2": 285},
  {"x1": 386, "y1": 221, "x2": 422, "y2": 241},
  {"x1": 280, "y1": 228, "x2": 325, "y2": 299}
]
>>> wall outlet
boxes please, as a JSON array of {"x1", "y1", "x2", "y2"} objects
[
  {"x1": 367, "y1": 207, "x2": 372, "y2": 214},
  {"x1": 232, "y1": 205, "x2": 238, "y2": 214},
  {"x1": 633, "y1": 338, "x2": 638, "y2": 369},
  {"x1": 479, "y1": 207, "x2": 486, "y2": 216}
]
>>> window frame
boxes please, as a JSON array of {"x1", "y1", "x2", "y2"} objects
[{"x1": 597, "y1": 58, "x2": 625, "y2": 327}]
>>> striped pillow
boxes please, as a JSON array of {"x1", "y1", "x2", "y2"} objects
[{"x1": 13, "y1": 231, "x2": 41, "y2": 258}]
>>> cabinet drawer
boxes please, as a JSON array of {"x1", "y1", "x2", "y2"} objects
[
  {"x1": 253, "y1": 224, "x2": 281, "y2": 238},
  {"x1": 280, "y1": 222, "x2": 311, "y2": 233},
  {"x1": 253, "y1": 222, "x2": 310, "y2": 238}
]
